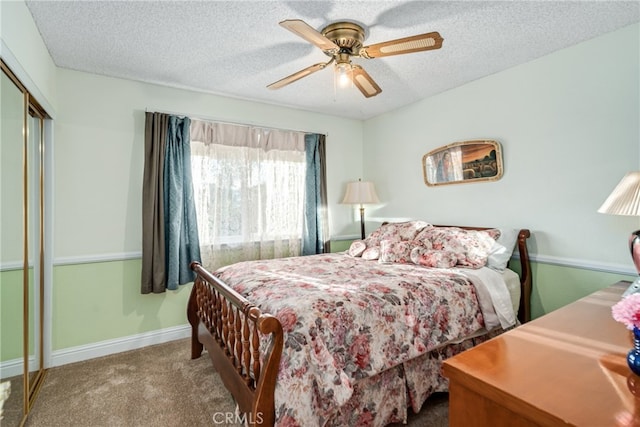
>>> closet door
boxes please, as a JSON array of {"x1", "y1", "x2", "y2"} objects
[
  {"x1": 0, "y1": 62, "x2": 27, "y2": 426},
  {"x1": 0, "y1": 60, "x2": 48, "y2": 426}
]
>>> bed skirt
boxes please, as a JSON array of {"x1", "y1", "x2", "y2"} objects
[{"x1": 322, "y1": 328, "x2": 506, "y2": 426}]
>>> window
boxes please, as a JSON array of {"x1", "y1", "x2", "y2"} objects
[{"x1": 190, "y1": 120, "x2": 307, "y2": 270}]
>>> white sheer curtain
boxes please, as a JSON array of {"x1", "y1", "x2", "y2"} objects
[{"x1": 190, "y1": 120, "x2": 306, "y2": 271}]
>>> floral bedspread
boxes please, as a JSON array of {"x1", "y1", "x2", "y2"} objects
[{"x1": 215, "y1": 253, "x2": 490, "y2": 426}]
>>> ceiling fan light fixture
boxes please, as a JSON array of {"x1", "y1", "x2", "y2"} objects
[{"x1": 335, "y1": 59, "x2": 352, "y2": 88}]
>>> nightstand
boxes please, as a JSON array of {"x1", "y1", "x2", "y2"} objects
[{"x1": 443, "y1": 281, "x2": 635, "y2": 426}]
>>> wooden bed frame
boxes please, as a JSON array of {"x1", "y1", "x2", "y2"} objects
[{"x1": 187, "y1": 227, "x2": 532, "y2": 426}]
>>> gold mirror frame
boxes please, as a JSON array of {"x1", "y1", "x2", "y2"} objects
[{"x1": 422, "y1": 140, "x2": 503, "y2": 186}]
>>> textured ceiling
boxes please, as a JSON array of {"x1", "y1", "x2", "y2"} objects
[{"x1": 25, "y1": 1, "x2": 640, "y2": 120}]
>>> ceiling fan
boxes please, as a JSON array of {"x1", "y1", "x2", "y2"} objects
[{"x1": 267, "y1": 19, "x2": 444, "y2": 98}]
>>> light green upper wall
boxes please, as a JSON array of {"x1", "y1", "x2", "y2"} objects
[
  {"x1": 364, "y1": 23, "x2": 640, "y2": 270},
  {"x1": 361, "y1": 23, "x2": 639, "y2": 317},
  {"x1": 53, "y1": 70, "x2": 363, "y2": 260}
]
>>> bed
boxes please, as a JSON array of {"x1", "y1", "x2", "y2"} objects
[{"x1": 187, "y1": 223, "x2": 532, "y2": 426}]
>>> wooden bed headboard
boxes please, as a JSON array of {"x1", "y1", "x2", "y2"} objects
[{"x1": 514, "y1": 229, "x2": 532, "y2": 323}]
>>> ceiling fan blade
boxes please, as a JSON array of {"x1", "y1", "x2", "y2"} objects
[
  {"x1": 351, "y1": 65, "x2": 382, "y2": 98},
  {"x1": 279, "y1": 19, "x2": 339, "y2": 52},
  {"x1": 267, "y1": 62, "x2": 328, "y2": 90},
  {"x1": 360, "y1": 31, "x2": 443, "y2": 58}
]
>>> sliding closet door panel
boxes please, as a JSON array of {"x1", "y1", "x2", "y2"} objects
[
  {"x1": 1, "y1": 59, "x2": 48, "y2": 426},
  {"x1": 0, "y1": 63, "x2": 27, "y2": 425},
  {"x1": 27, "y1": 112, "x2": 44, "y2": 390}
]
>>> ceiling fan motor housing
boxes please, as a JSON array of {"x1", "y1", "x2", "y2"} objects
[{"x1": 321, "y1": 22, "x2": 365, "y2": 54}]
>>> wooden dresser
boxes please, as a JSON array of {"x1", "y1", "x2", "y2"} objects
[{"x1": 443, "y1": 281, "x2": 639, "y2": 426}]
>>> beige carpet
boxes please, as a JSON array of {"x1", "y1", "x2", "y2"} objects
[
  {"x1": 2, "y1": 374, "x2": 25, "y2": 426},
  {"x1": 25, "y1": 338, "x2": 448, "y2": 426}
]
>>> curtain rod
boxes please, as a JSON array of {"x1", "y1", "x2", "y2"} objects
[{"x1": 145, "y1": 107, "x2": 329, "y2": 136}]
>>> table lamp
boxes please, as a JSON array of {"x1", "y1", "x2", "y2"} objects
[
  {"x1": 598, "y1": 171, "x2": 640, "y2": 296},
  {"x1": 342, "y1": 179, "x2": 379, "y2": 239}
]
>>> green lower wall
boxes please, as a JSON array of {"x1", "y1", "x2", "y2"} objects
[
  {"x1": 508, "y1": 259, "x2": 634, "y2": 319},
  {"x1": 1, "y1": 268, "x2": 37, "y2": 362},
  {"x1": 527, "y1": 262, "x2": 634, "y2": 319},
  {"x1": 1, "y1": 269, "x2": 24, "y2": 360},
  {"x1": 330, "y1": 239, "x2": 352, "y2": 253},
  {"x1": 52, "y1": 259, "x2": 191, "y2": 350},
  {"x1": 2, "y1": 245, "x2": 635, "y2": 359}
]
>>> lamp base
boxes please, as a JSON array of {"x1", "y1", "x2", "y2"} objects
[
  {"x1": 625, "y1": 231, "x2": 640, "y2": 297},
  {"x1": 631, "y1": 229, "x2": 640, "y2": 274},
  {"x1": 623, "y1": 276, "x2": 640, "y2": 298}
]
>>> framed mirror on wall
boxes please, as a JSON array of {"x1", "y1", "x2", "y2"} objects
[
  {"x1": 422, "y1": 140, "x2": 504, "y2": 186},
  {"x1": 0, "y1": 60, "x2": 48, "y2": 427}
]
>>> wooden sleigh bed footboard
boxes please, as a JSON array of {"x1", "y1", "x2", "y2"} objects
[
  {"x1": 187, "y1": 262, "x2": 283, "y2": 426},
  {"x1": 188, "y1": 227, "x2": 532, "y2": 427}
]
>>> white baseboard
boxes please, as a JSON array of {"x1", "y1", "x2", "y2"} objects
[
  {"x1": 0, "y1": 357, "x2": 34, "y2": 379},
  {"x1": 49, "y1": 324, "x2": 191, "y2": 368}
]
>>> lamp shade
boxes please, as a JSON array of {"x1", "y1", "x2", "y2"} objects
[
  {"x1": 598, "y1": 172, "x2": 640, "y2": 216},
  {"x1": 342, "y1": 180, "x2": 380, "y2": 205}
]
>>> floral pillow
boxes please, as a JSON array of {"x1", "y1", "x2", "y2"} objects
[
  {"x1": 410, "y1": 246, "x2": 458, "y2": 268},
  {"x1": 364, "y1": 221, "x2": 431, "y2": 248},
  {"x1": 361, "y1": 246, "x2": 381, "y2": 261},
  {"x1": 348, "y1": 240, "x2": 367, "y2": 257},
  {"x1": 415, "y1": 227, "x2": 500, "y2": 268},
  {"x1": 379, "y1": 240, "x2": 415, "y2": 264}
]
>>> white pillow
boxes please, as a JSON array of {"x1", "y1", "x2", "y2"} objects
[{"x1": 486, "y1": 228, "x2": 519, "y2": 272}]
